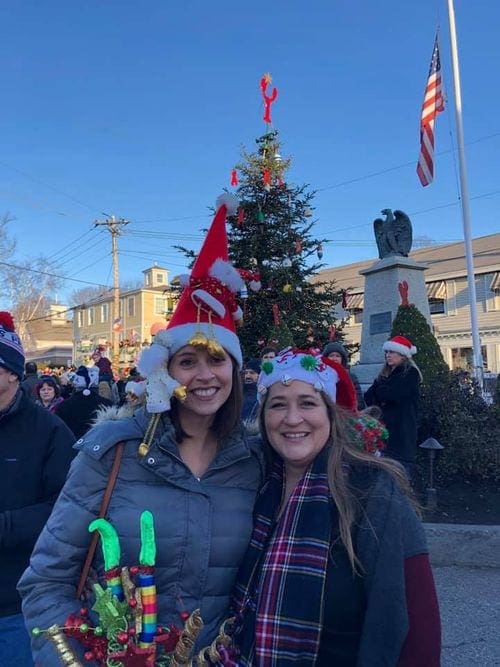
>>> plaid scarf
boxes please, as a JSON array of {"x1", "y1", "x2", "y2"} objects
[{"x1": 232, "y1": 447, "x2": 331, "y2": 665}]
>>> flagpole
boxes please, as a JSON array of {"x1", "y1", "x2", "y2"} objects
[{"x1": 447, "y1": 0, "x2": 483, "y2": 385}]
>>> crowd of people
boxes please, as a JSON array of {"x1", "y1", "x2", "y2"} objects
[{"x1": 1, "y1": 195, "x2": 439, "y2": 666}]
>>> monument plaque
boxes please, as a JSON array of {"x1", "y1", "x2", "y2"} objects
[{"x1": 369, "y1": 311, "x2": 392, "y2": 335}]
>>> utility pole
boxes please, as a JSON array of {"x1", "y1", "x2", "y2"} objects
[{"x1": 94, "y1": 215, "x2": 129, "y2": 373}]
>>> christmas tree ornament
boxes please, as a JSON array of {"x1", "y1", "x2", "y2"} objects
[
  {"x1": 282, "y1": 257, "x2": 292, "y2": 268},
  {"x1": 230, "y1": 168, "x2": 238, "y2": 186},
  {"x1": 294, "y1": 237, "x2": 303, "y2": 253},
  {"x1": 316, "y1": 244, "x2": 323, "y2": 260},
  {"x1": 341, "y1": 290, "x2": 348, "y2": 309},
  {"x1": 237, "y1": 208, "x2": 245, "y2": 226},
  {"x1": 272, "y1": 304, "x2": 280, "y2": 325},
  {"x1": 274, "y1": 152, "x2": 282, "y2": 162},
  {"x1": 282, "y1": 284, "x2": 292, "y2": 293},
  {"x1": 304, "y1": 208, "x2": 313, "y2": 217},
  {"x1": 260, "y1": 73, "x2": 278, "y2": 124},
  {"x1": 295, "y1": 286, "x2": 303, "y2": 292},
  {"x1": 257, "y1": 208, "x2": 265, "y2": 224},
  {"x1": 240, "y1": 285, "x2": 248, "y2": 300},
  {"x1": 262, "y1": 168, "x2": 271, "y2": 185}
]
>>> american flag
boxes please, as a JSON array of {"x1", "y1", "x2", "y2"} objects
[{"x1": 417, "y1": 35, "x2": 445, "y2": 186}]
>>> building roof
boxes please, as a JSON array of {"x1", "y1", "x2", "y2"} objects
[{"x1": 312, "y1": 233, "x2": 500, "y2": 293}]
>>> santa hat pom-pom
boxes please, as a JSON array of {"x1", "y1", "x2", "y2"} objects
[
  {"x1": 0, "y1": 311, "x2": 15, "y2": 331},
  {"x1": 215, "y1": 192, "x2": 239, "y2": 217},
  {"x1": 137, "y1": 343, "x2": 170, "y2": 377},
  {"x1": 249, "y1": 279, "x2": 261, "y2": 292},
  {"x1": 210, "y1": 259, "x2": 244, "y2": 293}
]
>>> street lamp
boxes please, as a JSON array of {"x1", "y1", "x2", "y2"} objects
[{"x1": 418, "y1": 437, "x2": 444, "y2": 510}]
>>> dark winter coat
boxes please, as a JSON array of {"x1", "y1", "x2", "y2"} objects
[
  {"x1": 20, "y1": 372, "x2": 38, "y2": 399},
  {"x1": 55, "y1": 388, "x2": 113, "y2": 439},
  {"x1": 0, "y1": 387, "x2": 75, "y2": 616},
  {"x1": 364, "y1": 364, "x2": 420, "y2": 463},
  {"x1": 19, "y1": 408, "x2": 263, "y2": 665}
]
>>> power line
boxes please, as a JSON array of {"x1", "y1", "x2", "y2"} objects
[{"x1": 0, "y1": 260, "x2": 111, "y2": 287}]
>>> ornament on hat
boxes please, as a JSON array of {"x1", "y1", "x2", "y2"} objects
[
  {"x1": 383, "y1": 335, "x2": 417, "y2": 358},
  {"x1": 257, "y1": 348, "x2": 356, "y2": 411},
  {"x1": 137, "y1": 192, "x2": 243, "y2": 417}
]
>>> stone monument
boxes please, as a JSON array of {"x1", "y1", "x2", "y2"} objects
[{"x1": 353, "y1": 209, "x2": 431, "y2": 388}]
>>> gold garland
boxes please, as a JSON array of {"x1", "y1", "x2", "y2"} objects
[{"x1": 170, "y1": 609, "x2": 204, "y2": 666}]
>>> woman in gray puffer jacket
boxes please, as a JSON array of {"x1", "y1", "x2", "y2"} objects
[{"x1": 19, "y1": 195, "x2": 263, "y2": 665}]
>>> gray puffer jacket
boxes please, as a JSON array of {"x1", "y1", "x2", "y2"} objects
[{"x1": 18, "y1": 409, "x2": 263, "y2": 665}]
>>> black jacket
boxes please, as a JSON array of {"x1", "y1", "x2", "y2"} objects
[
  {"x1": 364, "y1": 365, "x2": 420, "y2": 463},
  {"x1": 0, "y1": 387, "x2": 75, "y2": 616},
  {"x1": 55, "y1": 389, "x2": 113, "y2": 440}
]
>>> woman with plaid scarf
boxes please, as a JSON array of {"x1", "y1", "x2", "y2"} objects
[{"x1": 231, "y1": 349, "x2": 441, "y2": 666}]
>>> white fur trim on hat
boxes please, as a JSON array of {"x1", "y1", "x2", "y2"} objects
[
  {"x1": 209, "y1": 259, "x2": 244, "y2": 293},
  {"x1": 257, "y1": 349, "x2": 339, "y2": 404},
  {"x1": 191, "y1": 289, "x2": 226, "y2": 318},
  {"x1": 215, "y1": 192, "x2": 239, "y2": 217},
  {"x1": 383, "y1": 337, "x2": 417, "y2": 357},
  {"x1": 125, "y1": 380, "x2": 146, "y2": 397}
]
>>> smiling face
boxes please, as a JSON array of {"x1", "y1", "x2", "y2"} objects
[
  {"x1": 385, "y1": 350, "x2": 406, "y2": 368},
  {"x1": 168, "y1": 345, "x2": 233, "y2": 424},
  {"x1": 327, "y1": 351, "x2": 344, "y2": 365},
  {"x1": 263, "y1": 380, "x2": 331, "y2": 476}
]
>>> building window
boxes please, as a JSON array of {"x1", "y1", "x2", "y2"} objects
[
  {"x1": 429, "y1": 298, "x2": 446, "y2": 315},
  {"x1": 77, "y1": 310, "x2": 84, "y2": 327},
  {"x1": 351, "y1": 309, "x2": 363, "y2": 324},
  {"x1": 101, "y1": 303, "x2": 109, "y2": 322},
  {"x1": 156, "y1": 273, "x2": 164, "y2": 284},
  {"x1": 88, "y1": 307, "x2": 95, "y2": 325},
  {"x1": 145, "y1": 273, "x2": 151, "y2": 286},
  {"x1": 128, "y1": 297, "x2": 135, "y2": 317},
  {"x1": 154, "y1": 297, "x2": 168, "y2": 315}
]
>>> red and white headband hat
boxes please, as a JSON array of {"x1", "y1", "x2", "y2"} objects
[
  {"x1": 257, "y1": 348, "x2": 357, "y2": 411},
  {"x1": 138, "y1": 193, "x2": 243, "y2": 413},
  {"x1": 382, "y1": 335, "x2": 417, "y2": 358}
]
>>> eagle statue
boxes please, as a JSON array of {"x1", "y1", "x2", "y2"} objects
[{"x1": 373, "y1": 208, "x2": 413, "y2": 259}]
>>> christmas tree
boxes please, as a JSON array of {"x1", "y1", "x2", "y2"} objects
[{"x1": 225, "y1": 75, "x2": 344, "y2": 358}]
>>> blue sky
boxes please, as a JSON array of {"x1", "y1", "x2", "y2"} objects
[{"x1": 0, "y1": 1, "x2": 498, "y2": 303}]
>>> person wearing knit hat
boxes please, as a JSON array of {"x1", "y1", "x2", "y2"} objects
[
  {"x1": 322, "y1": 341, "x2": 366, "y2": 410},
  {"x1": 19, "y1": 194, "x2": 263, "y2": 664},
  {"x1": 0, "y1": 312, "x2": 75, "y2": 664},
  {"x1": 54, "y1": 365, "x2": 113, "y2": 440},
  {"x1": 365, "y1": 335, "x2": 423, "y2": 478},
  {"x1": 231, "y1": 346, "x2": 440, "y2": 666}
]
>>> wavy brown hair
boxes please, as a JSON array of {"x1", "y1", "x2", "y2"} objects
[{"x1": 259, "y1": 391, "x2": 416, "y2": 573}]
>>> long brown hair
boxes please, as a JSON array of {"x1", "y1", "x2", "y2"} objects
[
  {"x1": 378, "y1": 356, "x2": 423, "y2": 382},
  {"x1": 169, "y1": 357, "x2": 243, "y2": 445},
  {"x1": 259, "y1": 391, "x2": 415, "y2": 573}
]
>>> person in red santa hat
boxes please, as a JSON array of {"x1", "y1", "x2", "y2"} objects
[
  {"x1": 19, "y1": 194, "x2": 263, "y2": 665},
  {"x1": 365, "y1": 335, "x2": 423, "y2": 479}
]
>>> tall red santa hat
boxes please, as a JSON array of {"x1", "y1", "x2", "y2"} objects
[
  {"x1": 382, "y1": 335, "x2": 417, "y2": 358},
  {"x1": 138, "y1": 193, "x2": 243, "y2": 413}
]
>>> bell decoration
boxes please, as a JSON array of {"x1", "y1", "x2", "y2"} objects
[
  {"x1": 173, "y1": 385, "x2": 188, "y2": 402},
  {"x1": 206, "y1": 338, "x2": 226, "y2": 358},
  {"x1": 188, "y1": 331, "x2": 209, "y2": 348},
  {"x1": 230, "y1": 169, "x2": 238, "y2": 186},
  {"x1": 317, "y1": 244, "x2": 323, "y2": 260}
]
